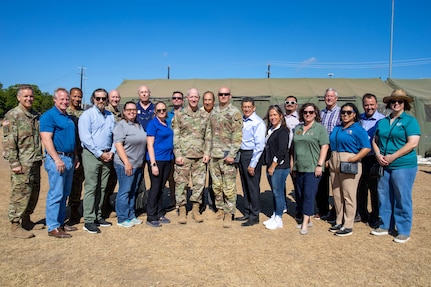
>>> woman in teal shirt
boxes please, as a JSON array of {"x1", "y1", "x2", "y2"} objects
[{"x1": 371, "y1": 89, "x2": 420, "y2": 244}]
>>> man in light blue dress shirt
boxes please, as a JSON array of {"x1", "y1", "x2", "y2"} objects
[
  {"x1": 357, "y1": 93, "x2": 385, "y2": 227},
  {"x1": 79, "y1": 88, "x2": 116, "y2": 234},
  {"x1": 235, "y1": 97, "x2": 266, "y2": 226}
]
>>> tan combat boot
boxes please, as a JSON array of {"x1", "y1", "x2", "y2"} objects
[
  {"x1": 191, "y1": 203, "x2": 204, "y2": 223},
  {"x1": 21, "y1": 215, "x2": 44, "y2": 231},
  {"x1": 178, "y1": 206, "x2": 187, "y2": 224},
  {"x1": 10, "y1": 222, "x2": 35, "y2": 239},
  {"x1": 215, "y1": 209, "x2": 224, "y2": 220},
  {"x1": 223, "y1": 213, "x2": 232, "y2": 228}
]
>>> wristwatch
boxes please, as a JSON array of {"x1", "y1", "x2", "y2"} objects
[
  {"x1": 151, "y1": 162, "x2": 157, "y2": 167},
  {"x1": 317, "y1": 164, "x2": 322, "y2": 167}
]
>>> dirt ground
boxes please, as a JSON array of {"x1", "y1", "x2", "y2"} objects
[{"x1": 0, "y1": 138, "x2": 431, "y2": 286}]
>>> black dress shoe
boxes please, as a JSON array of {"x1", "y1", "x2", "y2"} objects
[
  {"x1": 241, "y1": 219, "x2": 259, "y2": 226},
  {"x1": 234, "y1": 216, "x2": 249, "y2": 221}
]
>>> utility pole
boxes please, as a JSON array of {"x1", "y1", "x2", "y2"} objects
[
  {"x1": 78, "y1": 66, "x2": 87, "y2": 90},
  {"x1": 167, "y1": 65, "x2": 170, "y2": 79},
  {"x1": 389, "y1": 0, "x2": 394, "y2": 78},
  {"x1": 77, "y1": 66, "x2": 87, "y2": 107},
  {"x1": 266, "y1": 63, "x2": 271, "y2": 78}
]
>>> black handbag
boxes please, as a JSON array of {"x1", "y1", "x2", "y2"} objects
[
  {"x1": 369, "y1": 163, "x2": 384, "y2": 178},
  {"x1": 340, "y1": 161, "x2": 358, "y2": 174}
]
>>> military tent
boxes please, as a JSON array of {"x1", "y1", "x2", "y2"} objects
[{"x1": 116, "y1": 78, "x2": 429, "y2": 155}]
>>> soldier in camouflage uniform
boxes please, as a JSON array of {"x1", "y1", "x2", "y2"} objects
[
  {"x1": 200, "y1": 91, "x2": 216, "y2": 211},
  {"x1": 65, "y1": 87, "x2": 85, "y2": 225},
  {"x1": 208, "y1": 87, "x2": 243, "y2": 228},
  {"x1": 101, "y1": 90, "x2": 122, "y2": 219},
  {"x1": 173, "y1": 88, "x2": 211, "y2": 224},
  {"x1": 2, "y1": 85, "x2": 43, "y2": 239}
]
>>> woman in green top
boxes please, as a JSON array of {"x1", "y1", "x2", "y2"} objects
[{"x1": 291, "y1": 103, "x2": 329, "y2": 235}]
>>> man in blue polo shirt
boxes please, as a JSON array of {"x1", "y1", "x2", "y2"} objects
[
  {"x1": 40, "y1": 88, "x2": 78, "y2": 238},
  {"x1": 357, "y1": 93, "x2": 385, "y2": 227}
]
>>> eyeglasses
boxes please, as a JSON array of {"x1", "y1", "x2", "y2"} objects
[
  {"x1": 124, "y1": 108, "x2": 137, "y2": 112},
  {"x1": 172, "y1": 97, "x2": 183, "y2": 100},
  {"x1": 303, "y1": 110, "x2": 314, "y2": 115},
  {"x1": 340, "y1": 110, "x2": 354, "y2": 115},
  {"x1": 285, "y1": 101, "x2": 297, "y2": 105},
  {"x1": 156, "y1": 109, "x2": 167, "y2": 113},
  {"x1": 95, "y1": 97, "x2": 107, "y2": 102},
  {"x1": 390, "y1": 99, "x2": 404, "y2": 105},
  {"x1": 218, "y1": 93, "x2": 230, "y2": 97}
]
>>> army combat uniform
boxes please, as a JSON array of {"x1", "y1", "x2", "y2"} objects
[
  {"x1": 2, "y1": 104, "x2": 42, "y2": 227},
  {"x1": 173, "y1": 106, "x2": 211, "y2": 222},
  {"x1": 208, "y1": 103, "x2": 242, "y2": 216},
  {"x1": 66, "y1": 106, "x2": 84, "y2": 224}
]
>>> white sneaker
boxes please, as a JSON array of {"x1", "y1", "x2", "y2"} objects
[
  {"x1": 265, "y1": 216, "x2": 283, "y2": 230},
  {"x1": 263, "y1": 213, "x2": 275, "y2": 226}
]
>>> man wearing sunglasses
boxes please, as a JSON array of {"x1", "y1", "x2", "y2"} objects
[
  {"x1": 283, "y1": 96, "x2": 300, "y2": 216},
  {"x1": 165, "y1": 91, "x2": 185, "y2": 211},
  {"x1": 208, "y1": 87, "x2": 243, "y2": 228},
  {"x1": 79, "y1": 88, "x2": 116, "y2": 234}
]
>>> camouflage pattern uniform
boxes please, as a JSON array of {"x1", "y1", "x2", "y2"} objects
[
  {"x1": 2, "y1": 104, "x2": 43, "y2": 223},
  {"x1": 173, "y1": 106, "x2": 211, "y2": 206},
  {"x1": 208, "y1": 103, "x2": 242, "y2": 214},
  {"x1": 102, "y1": 104, "x2": 121, "y2": 218},
  {"x1": 66, "y1": 106, "x2": 84, "y2": 216}
]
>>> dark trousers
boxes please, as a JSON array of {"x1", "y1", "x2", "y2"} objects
[
  {"x1": 357, "y1": 156, "x2": 379, "y2": 222},
  {"x1": 146, "y1": 161, "x2": 171, "y2": 222},
  {"x1": 238, "y1": 150, "x2": 262, "y2": 221},
  {"x1": 296, "y1": 172, "x2": 322, "y2": 216},
  {"x1": 316, "y1": 168, "x2": 330, "y2": 216}
]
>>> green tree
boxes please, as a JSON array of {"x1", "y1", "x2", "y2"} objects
[{"x1": 0, "y1": 83, "x2": 53, "y2": 117}]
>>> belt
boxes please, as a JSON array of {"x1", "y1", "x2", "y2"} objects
[
  {"x1": 102, "y1": 149, "x2": 111, "y2": 152},
  {"x1": 239, "y1": 149, "x2": 253, "y2": 153},
  {"x1": 57, "y1": 151, "x2": 74, "y2": 157}
]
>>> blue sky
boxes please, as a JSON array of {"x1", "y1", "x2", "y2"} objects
[{"x1": 1, "y1": 0, "x2": 430, "y2": 104}]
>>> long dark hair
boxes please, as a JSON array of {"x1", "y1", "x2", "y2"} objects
[{"x1": 265, "y1": 104, "x2": 287, "y2": 130}]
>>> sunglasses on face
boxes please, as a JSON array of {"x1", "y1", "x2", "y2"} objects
[
  {"x1": 95, "y1": 97, "x2": 107, "y2": 102},
  {"x1": 390, "y1": 99, "x2": 404, "y2": 105},
  {"x1": 340, "y1": 110, "x2": 354, "y2": 115},
  {"x1": 172, "y1": 97, "x2": 183, "y2": 100},
  {"x1": 285, "y1": 101, "x2": 297, "y2": 105},
  {"x1": 156, "y1": 109, "x2": 167, "y2": 113},
  {"x1": 124, "y1": 108, "x2": 137, "y2": 112},
  {"x1": 303, "y1": 110, "x2": 314, "y2": 115},
  {"x1": 218, "y1": 93, "x2": 230, "y2": 97}
]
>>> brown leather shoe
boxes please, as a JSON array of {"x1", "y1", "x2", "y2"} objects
[
  {"x1": 48, "y1": 228, "x2": 72, "y2": 238},
  {"x1": 63, "y1": 225, "x2": 78, "y2": 232}
]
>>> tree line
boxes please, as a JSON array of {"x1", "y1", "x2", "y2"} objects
[{"x1": 0, "y1": 83, "x2": 54, "y2": 118}]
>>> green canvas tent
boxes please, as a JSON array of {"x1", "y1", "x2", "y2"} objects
[
  {"x1": 386, "y1": 79, "x2": 431, "y2": 156},
  {"x1": 115, "y1": 77, "x2": 429, "y2": 155}
]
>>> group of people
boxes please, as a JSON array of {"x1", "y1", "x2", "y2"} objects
[{"x1": 2, "y1": 84, "x2": 420, "y2": 243}]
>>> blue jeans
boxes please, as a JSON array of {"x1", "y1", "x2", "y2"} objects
[
  {"x1": 378, "y1": 166, "x2": 417, "y2": 236},
  {"x1": 44, "y1": 154, "x2": 74, "y2": 232},
  {"x1": 114, "y1": 163, "x2": 142, "y2": 223},
  {"x1": 267, "y1": 168, "x2": 290, "y2": 217},
  {"x1": 295, "y1": 172, "x2": 322, "y2": 216}
]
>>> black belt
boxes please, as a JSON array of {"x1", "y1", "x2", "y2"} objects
[
  {"x1": 57, "y1": 151, "x2": 74, "y2": 157},
  {"x1": 239, "y1": 149, "x2": 253, "y2": 153},
  {"x1": 102, "y1": 149, "x2": 111, "y2": 152}
]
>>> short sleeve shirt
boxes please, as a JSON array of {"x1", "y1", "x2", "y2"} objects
[{"x1": 375, "y1": 112, "x2": 420, "y2": 169}]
